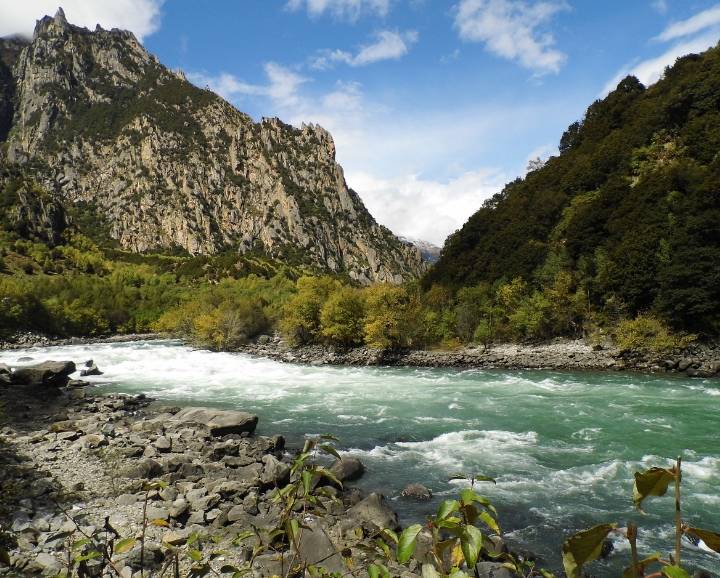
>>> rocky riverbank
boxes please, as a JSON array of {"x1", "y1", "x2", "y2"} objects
[
  {"x1": 3, "y1": 331, "x2": 720, "y2": 378},
  {"x1": 0, "y1": 359, "x2": 521, "y2": 578},
  {"x1": 0, "y1": 333, "x2": 166, "y2": 351},
  {"x1": 240, "y1": 337, "x2": 720, "y2": 378}
]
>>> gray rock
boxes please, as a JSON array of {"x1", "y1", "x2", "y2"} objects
[
  {"x1": 80, "y1": 363, "x2": 103, "y2": 377},
  {"x1": 170, "y1": 407, "x2": 259, "y2": 436},
  {"x1": 122, "y1": 542, "x2": 164, "y2": 570},
  {"x1": 346, "y1": 492, "x2": 399, "y2": 530},
  {"x1": 31, "y1": 552, "x2": 62, "y2": 575},
  {"x1": 169, "y1": 498, "x2": 189, "y2": 519},
  {"x1": 159, "y1": 486, "x2": 178, "y2": 502},
  {"x1": 12, "y1": 360, "x2": 76, "y2": 387},
  {"x1": 401, "y1": 483, "x2": 432, "y2": 501},
  {"x1": 227, "y1": 504, "x2": 246, "y2": 523},
  {"x1": 476, "y1": 562, "x2": 516, "y2": 578},
  {"x1": 252, "y1": 552, "x2": 293, "y2": 578},
  {"x1": 146, "y1": 505, "x2": 169, "y2": 521},
  {"x1": 261, "y1": 455, "x2": 290, "y2": 487},
  {"x1": 296, "y1": 521, "x2": 345, "y2": 574},
  {"x1": 329, "y1": 457, "x2": 365, "y2": 483},
  {"x1": 119, "y1": 458, "x2": 162, "y2": 479},
  {"x1": 154, "y1": 436, "x2": 172, "y2": 452}
]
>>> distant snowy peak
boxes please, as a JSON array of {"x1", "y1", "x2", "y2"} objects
[{"x1": 400, "y1": 237, "x2": 441, "y2": 263}]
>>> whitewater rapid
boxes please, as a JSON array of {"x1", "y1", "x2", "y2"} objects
[{"x1": 2, "y1": 340, "x2": 719, "y2": 576}]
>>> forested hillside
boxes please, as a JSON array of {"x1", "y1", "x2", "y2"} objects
[{"x1": 427, "y1": 45, "x2": 720, "y2": 336}]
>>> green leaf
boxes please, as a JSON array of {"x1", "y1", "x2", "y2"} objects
[
  {"x1": 447, "y1": 568, "x2": 471, "y2": 578},
  {"x1": 368, "y1": 563, "x2": 391, "y2": 578},
  {"x1": 685, "y1": 527, "x2": 720, "y2": 553},
  {"x1": 319, "y1": 444, "x2": 342, "y2": 460},
  {"x1": 436, "y1": 499, "x2": 460, "y2": 520},
  {"x1": 460, "y1": 525, "x2": 483, "y2": 568},
  {"x1": 479, "y1": 510, "x2": 501, "y2": 534},
  {"x1": 561, "y1": 523, "x2": 617, "y2": 578},
  {"x1": 633, "y1": 467, "x2": 676, "y2": 511},
  {"x1": 188, "y1": 548, "x2": 203, "y2": 562},
  {"x1": 375, "y1": 538, "x2": 391, "y2": 558},
  {"x1": 316, "y1": 466, "x2": 343, "y2": 488},
  {"x1": 380, "y1": 528, "x2": 399, "y2": 545},
  {"x1": 621, "y1": 554, "x2": 661, "y2": 578},
  {"x1": 71, "y1": 538, "x2": 91, "y2": 550},
  {"x1": 397, "y1": 524, "x2": 423, "y2": 564},
  {"x1": 661, "y1": 566, "x2": 692, "y2": 578},
  {"x1": 74, "y1": 551, "x2": 102, "y2": 563},
  {"x1": 302, "y1": 470, "x2": 313, "y2": 494},
  {"x1": 114, "y1": 537, "x2": 136, "y2": 554},
  {"x1": 232, "y1": 530, "x2": 255, "y2": 545}
]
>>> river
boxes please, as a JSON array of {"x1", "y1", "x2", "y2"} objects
[{"x1": 2, "y1": 339, "x2": 719, "y2": 576}]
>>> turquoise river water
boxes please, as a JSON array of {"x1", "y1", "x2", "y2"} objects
[{"x1": 2, "y1": 340, "x2": 719, "y2": 576}]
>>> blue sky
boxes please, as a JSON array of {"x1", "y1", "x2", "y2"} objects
[{"x1": 4, "y1": 1, "x2": 720, "y2": 244}]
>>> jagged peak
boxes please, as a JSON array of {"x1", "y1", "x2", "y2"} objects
[
  {"x1": 33, "y1": 7, "x2": 71, "y2": 39},
  {"x1": 54, "y1": 7, "x2": 68, "y2": 26}
]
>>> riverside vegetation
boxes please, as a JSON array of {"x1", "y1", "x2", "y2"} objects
[{"x1": 5, "y1": 43, "x2": 720, "y2": 356}]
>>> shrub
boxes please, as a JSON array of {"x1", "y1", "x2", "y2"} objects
[
  {"x1": 320, "y1": 286, "x2": 366, "y2": 346},
  {"x1": 280, "y1": 276, "x2": 339, "y2": 345},
  {"x1": 614, "y1": 314, "x2": 695, "y2": 354},
  {"x1": 192, "y1": 299, "x2": 268, "y2": 350}
]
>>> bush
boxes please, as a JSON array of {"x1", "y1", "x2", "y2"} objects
[
  {"x1": 192, "y1": 299, "x2": 268, "y2": 350},
  {"x1": 320, "y1": 286, "x2": 365, "y2": 346},
  {"x1": 280, "y1": 276, "x2": 339, "y2": 345},
  {"x1": 614, "y1": 314, "x2": 695, "y2": 354},
  {"x1": 363, "y1": 284, "x2": 416, "y2": 350}
]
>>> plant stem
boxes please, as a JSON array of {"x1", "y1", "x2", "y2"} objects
[
  {"x1": 674, "y1": 456, "x2": 682, "y2": 566},
  {"x1": 628, "y1": 522, "x2": 640, "y2": 578}
]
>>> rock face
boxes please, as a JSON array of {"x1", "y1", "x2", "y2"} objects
[{"x1": 0, "y1": 10, "x2": 424, "y2": 284}]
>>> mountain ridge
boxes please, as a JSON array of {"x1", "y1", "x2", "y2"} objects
[{"x1": 0, "y1": 8, "x2": 424, "y2": 284}]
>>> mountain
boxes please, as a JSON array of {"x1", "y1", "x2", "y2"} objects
[
  {"x1": 426, "y1": 45, "x2": 720, "y2": 334},
  {"x1": 0, "y1": 9, "x2": 423, "y2": 284},
  {"x1": 399, "y1": 236, "x2": 441, "y2": 263}
]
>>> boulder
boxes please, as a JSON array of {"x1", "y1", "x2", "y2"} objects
[
  {"x1": 80, "y1": 363, "x2": 103, "y2": 377},
  {"x1": 346, "y1": 493, "x2": 399, "y2": 530},
  {"x1": 476, "y1": 562, "x2": 515, "y2": 578},
  {"x1": 329, "y1": 457, "x2": 365, "y2": 483},
  {"x1": 12, "y1": 360, "x2": 76, "y2": 387},
  {"x1": 401, "y1": 483, "x2": 432, "y2": 501},
  {"x1": 170, "y1": 407, "x2": 259, "y2": 436}
]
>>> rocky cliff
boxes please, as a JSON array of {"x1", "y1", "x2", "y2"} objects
[{"x1": 0, "y1": 9, "x2": 423, "y2": 284}]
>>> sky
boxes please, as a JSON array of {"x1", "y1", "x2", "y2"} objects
[{"x1": 3, "y1": 1, "x2": 720, "y2": 245}]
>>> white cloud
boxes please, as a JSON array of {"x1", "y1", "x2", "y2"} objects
[
  {"x1": 454, "y1": 0, "x2": 569, "y2": 74},
  {"x1": 655, "y1": 4, "x2": 720, "y2": 42},
  {"x1": 602, "y1": 4, "x2": 720, "y2": 96},
  {"x1": 285, "y1": 0, "x2": 391, "y2": 21},
  {"x1": 311, "y1": 29, "x2": 418, "y2": 69},
  {"x1": 188, "y1": 63, "x2": 570, "y2": 244},
  {"x1": 0, "y1": 0, "x2": 163, "y2": 40},
  {"x1": 188, "y1": 63, "x2": 308, "y2": 109},
  {"x1": 347, "y1": 170, "x2": 507, "y2": 245},
  {"x1": 651, "y1": 0, "x2": 668, "y2": 15}
]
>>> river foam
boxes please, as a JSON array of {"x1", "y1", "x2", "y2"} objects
[{"x1": 2, "y1": 340, "x2": 719, "y2": 576}]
